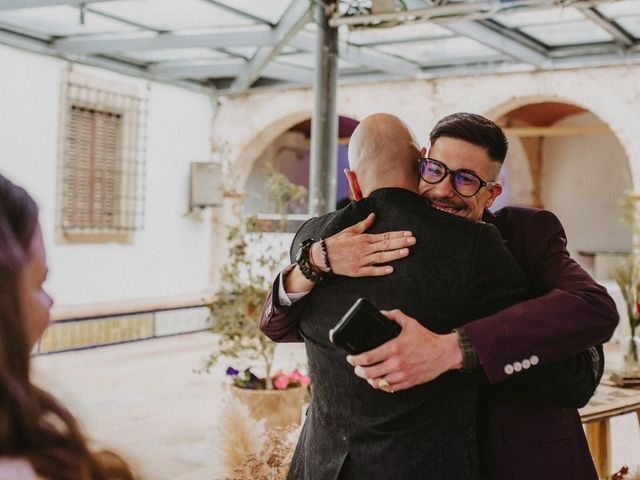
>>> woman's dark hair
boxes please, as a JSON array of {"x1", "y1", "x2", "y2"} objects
[
  {"x1": 429, "y1": 112, "x2": 509, "y2": 164},
  {"x1": 0, "y1": 174, "x2": 134, "y2": 480}
]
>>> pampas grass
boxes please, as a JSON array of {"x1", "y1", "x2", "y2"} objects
[
  {"x1": 216, "y1": 400, "x2": 301, "y2": 480},
  {"x1": 216, "y1": 400, "x2": 264, "y2": 477},
  {"x1": 613, "y1": 256, "x2": 640, "y2": 334}
]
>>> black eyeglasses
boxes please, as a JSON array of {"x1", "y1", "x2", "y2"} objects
[{"x1": 418, "y1": 157, "x2": 498, "y2": 198}]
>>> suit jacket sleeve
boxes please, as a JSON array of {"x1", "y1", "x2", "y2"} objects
[
  {"x1": 467, "y1": 222, "x2": 528, "y2": 319},
  {"x1": 259, "y1": 271, "x2": 307, "y2": 342},
  {"x1": 259, "y1": 218, "x2": 317, "y2": 343},
  {"x1": 506, "y1": 344, "x2": 604, "y2": 408},
  {"x1": 464, "y1": 209, "x2": 618, "y2": 385}
]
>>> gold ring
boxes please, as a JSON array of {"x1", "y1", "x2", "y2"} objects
[{"x1": 378, "y1": 377, "x2": 394, "y2": 393}]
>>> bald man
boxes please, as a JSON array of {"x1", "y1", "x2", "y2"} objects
[{"x1": 282, "y1": 113, "x2": 527, "y2": 480}]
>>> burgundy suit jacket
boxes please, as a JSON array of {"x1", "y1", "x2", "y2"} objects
[{"x1": 260, "y1": 206, "x2": 619, "y2": 480}]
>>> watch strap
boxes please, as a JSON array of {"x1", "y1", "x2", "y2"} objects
[
  {"x1": 453, "y1": 327, "x2": 479, "y2": 372},
  {"x1": 296, "y1": 238, "x2": 323, "y2": 283}
]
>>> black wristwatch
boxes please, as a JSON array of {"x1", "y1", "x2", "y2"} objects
[
  {"x1": 296, "y1": 238, "x2": 323, "y2": 283},
  {"x1": 453, "y1": 327, "x2": 479, "y2": 372}
]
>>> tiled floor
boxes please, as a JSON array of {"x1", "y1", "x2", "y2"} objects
[
  {"x1": 32, "y1": 333, "x2": 640, "y2": 480},
  {"x1": 33, "y1": 332, "x2": 307, "y2": 480},
  {"x1": 33, "y1": 332, "x2": 220, "y2": 479}
]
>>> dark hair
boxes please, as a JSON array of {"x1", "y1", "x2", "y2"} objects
[
  {"x1": 0, "y1": 174, "x2": 134, "y2": 480},
  {"x1": 429, "y1": 112, "x2": 508, "y2": 164}
]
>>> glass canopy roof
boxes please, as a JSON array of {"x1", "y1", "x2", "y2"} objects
[{"x1": 0, "y1": 0, "x2": 638, "y2": 96}]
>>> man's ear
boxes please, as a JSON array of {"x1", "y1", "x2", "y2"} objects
[
  {"x1": 484, "y1": 183, "x2": 503, "y2": 209},
  {"x1": 344, "y1": 169, "x2": 363, "y2": 201}
]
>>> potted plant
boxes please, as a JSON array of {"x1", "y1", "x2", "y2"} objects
[
  {"x1": 613, "y1": 259, "x2": 640, "y2": 373},
  {"x1": 613, "y1": 193, "x2": 640, "y2": 374},
  {"x1": 202, "y1": 168, "x2": 309, "y2": 428}
]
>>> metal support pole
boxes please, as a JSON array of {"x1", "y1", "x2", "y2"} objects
[{"x1": 309, "y1": 0, "x2": 338, "y2": 217}]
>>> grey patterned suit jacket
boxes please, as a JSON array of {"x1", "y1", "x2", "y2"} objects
[{"x1": 286, "y1": 188, "x2": 527, "y2": 480}]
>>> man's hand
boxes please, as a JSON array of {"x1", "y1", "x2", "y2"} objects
[
  {"x1": 346, "y1": 309, "x2": 463, "y2": 392},
  {"x1": 311, "y1": 213, "x2": 416, "y2": 277}
]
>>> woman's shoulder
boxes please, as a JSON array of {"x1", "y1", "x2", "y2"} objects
[{"x1": 0, "y1": 458, "x2": 45, "y2": 480}]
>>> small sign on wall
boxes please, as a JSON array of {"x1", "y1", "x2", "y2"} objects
[{"x1": 190, "y1": 162, "x2": 223, "y2": 208}]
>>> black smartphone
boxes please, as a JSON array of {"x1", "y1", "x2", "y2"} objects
[{"x1": 329, "y1": 298, "x2": 401, "y2": 354}]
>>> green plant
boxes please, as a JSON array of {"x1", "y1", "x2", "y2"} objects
[
  {"x1": 614, "y1": 260, "x2": 640, "y2": 335},
  {"x1": 615, "y1": 193, "x2": 640, "y2": 336},
  {"x1": 203, "y1": 220, "x2": 280, "y2": 387},
  {"x1": 202, "y1": 169, "x2": 307, "y2": 389},
  {"x1": 264, "y1": 166, "x2": 307, "y2": 232}
]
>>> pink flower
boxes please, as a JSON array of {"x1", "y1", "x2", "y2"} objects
[
  {"x1": 289, "y1": 369, "x2": 304, "y2": 382},
  {"x1": 288, "y1": 369, "x2": 310, "y2": 386},
  {"x1": 274, "y1": 375, "x2": 290, "y2": 390},
  {"x1": 270, "y1": 369, "x2": 311, "y2": 389}
]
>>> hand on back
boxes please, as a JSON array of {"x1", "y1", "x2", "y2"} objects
[{"x1": 316, "y1": 213, "x2": 416, "y2": 277}]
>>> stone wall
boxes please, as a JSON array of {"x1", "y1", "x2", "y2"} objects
[{"x1": 214, "y1": 65, "x2": 640, "y2": 195}]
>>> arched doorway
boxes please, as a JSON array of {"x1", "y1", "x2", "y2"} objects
[
  {"x1": 493, "y1": 101, "x2": 633, "y2": 276},
  {"x1": 244, "y1": 115, "x2": 359, "y2": 220}
]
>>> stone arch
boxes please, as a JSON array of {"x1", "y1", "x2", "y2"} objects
[
  {"x1": 230, "y1": 110, "x2": 312, "y2": 191},
  {"x1": 481, "y1": 96, "x2": 633, "y2": 275},
  {"x1": 226, "y1": 110, "x2": 363, "y2": 190},
  {"x1": 484, "y1": 94, "x2": 633, "y2": 175},
  {"x1": 229, "y1": 107, "x2": 360, "y2": 217},
  {"x1": 478, "y1": 88, "x2": 638, "y2": 190}
]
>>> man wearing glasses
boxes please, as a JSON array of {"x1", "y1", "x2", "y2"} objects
[
  {"x1": 418, "y1": 154, "x2": 499, "y2": 216},
  {"x1": 261, "y1": 112, "x2": 618, "y2": 479}
]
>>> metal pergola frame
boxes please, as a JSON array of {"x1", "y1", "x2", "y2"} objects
[
  {"x1": 1, "y1": 0, "x2": 640, "y2": 212},
  {"x1": 0, "y1": 0, "x2": 638, "y2": 97}
]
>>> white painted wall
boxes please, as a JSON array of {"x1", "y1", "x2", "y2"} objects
[
  {"x1": 493, "y1": 135, "x2": 536, "y2": 210},
  {"x1": 541, "y1": 112, "x2": 633, "y2": 259},
  {"x1": 0, "y1": 44, "x2": 215, "y2": 306}
]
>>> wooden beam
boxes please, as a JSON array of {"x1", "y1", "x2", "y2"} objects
[
  {"x1": 519, "y1": 136, "x2": 543, "y2": 208},
  {"x1": 503, "y1": 125, "x2": 611, "y2": 137}
]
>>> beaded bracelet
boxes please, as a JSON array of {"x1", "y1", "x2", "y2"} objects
[{"x1": 320, "y1": 238, "x2": 333, "y2": 274}]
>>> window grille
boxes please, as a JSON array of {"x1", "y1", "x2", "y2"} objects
[{"x1": 58, "y1": 70, "x2": 147, "y2": 240}]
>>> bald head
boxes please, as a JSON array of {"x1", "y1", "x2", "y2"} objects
[{"x1": 348, "y1": 113, "x2": 420, "y2": 197}]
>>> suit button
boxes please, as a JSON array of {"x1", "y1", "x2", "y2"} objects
[
  {"x1": 522, "y1": 359, "x2": 531, "y2": 369},
  {"x1": 530, "y1": 355, "x2": 539, "y2": 365},
  {"x1": 513, "y1": 361, "x2": 522, "y2": 372},
  {"x1": 504, "y1": 364, "x2": 514, "y2": 375}
]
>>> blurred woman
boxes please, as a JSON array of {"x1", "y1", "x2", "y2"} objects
[{"x1": 0, "y1": 174, "x2": 135, "y2": 480}]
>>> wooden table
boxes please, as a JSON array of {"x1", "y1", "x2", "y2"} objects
[{"x1": 580, "y1": 384, "x2": 640, "y2": 478}]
